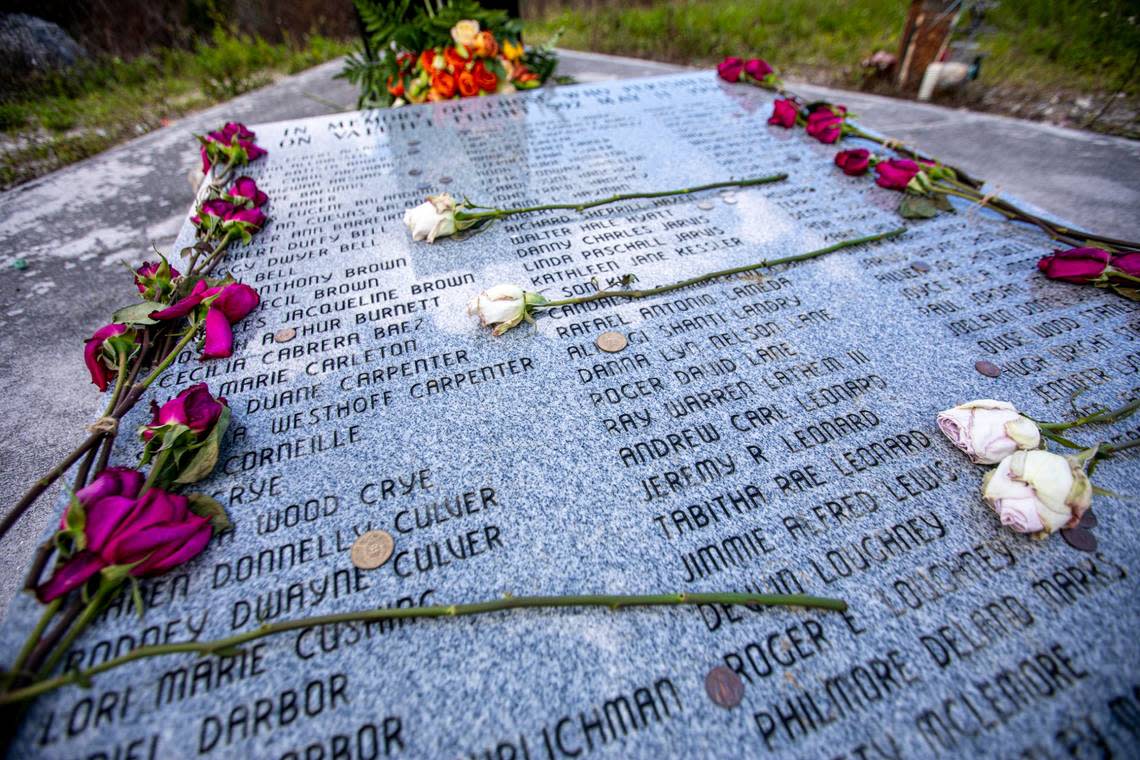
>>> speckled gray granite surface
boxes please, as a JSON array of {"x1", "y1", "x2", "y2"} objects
[{"x1": 2, "y1": 72, "x2": 1139, "y2": 759}]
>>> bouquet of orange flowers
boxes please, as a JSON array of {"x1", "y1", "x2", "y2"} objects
[
  {"x1": 391, "y1": 19, "x2": 540, "y2": 104},
  {"x1": 341, "y1": 1, "x2": 558, "y2": 108}
]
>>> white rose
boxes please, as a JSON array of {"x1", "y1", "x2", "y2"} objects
[
  {"x1": 467, "y1": 284, "x2": 548, "y2": 336},
  {"x1": 403, "y1": 194, "x2": 458, "y2": 243},
  {"x1": 981, "y1": 450, "x2": 1092, "y2": 535},
  {"x1": 937, "y1": 399, "x2": 1041, "y2": 464},
  {"x1": 451, "y1": 19, "x2": 480, "y2": 48}
]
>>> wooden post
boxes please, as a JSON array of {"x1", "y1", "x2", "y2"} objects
[{"x1": 895, "y1": 0, "x2": 958, "y2": 91}]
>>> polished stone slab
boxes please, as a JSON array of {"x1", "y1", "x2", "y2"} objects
[{"x1": 2, "y1": 72, "x2": 1139, "y2": 759}]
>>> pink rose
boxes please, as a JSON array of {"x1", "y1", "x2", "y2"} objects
[
  {"x1": 982, "y1": 450, "x2": 1091, "y2": 535},
  {"x1": 84, "y1": 323, "x2": 134, "y2": 391},
  {"x1": 937, "y1": 399, "x2": 1041, "y2": 465},
  {"x1": 199, "y1": 122, "x2": 267, "y2": 172},
  {"x1": 135, "y1": 260, "x2": 181, "y2": 301},
  {"x1": 150, "y1": 281, "x2": 260, "y2": 359},
  {"x1": 834, "y1": 148, "x2": 870, "y2": 176},
  {"x1": 767, "y1": 98, "x2": 799, "y2": 128},
  {"x1": 717, "y1": 56, "x2": 745, "y2": 83},
  {"x1": 36, "y1": 470, "x2": 212, "y2": 601},
  {"x1": 743, "y1": 58, "x2": 773, "y2": 81},
  {"x1": 1111, "y1": 252, "x2": 1140, "y2": 277},
  {"x1": 143, "y1": 383, "x2": 227, "y2": 442},
  {"x1": 1036, "y1": 247, "x2": 1111, "y2": 284},
  {"x1": 805, "y1": 105, "x2": 846, "y2": 144},
  {"x1": 874, "y1": 158, "x2": 921, "y2": 191},
  {"x1": 226, "y1": 176, "x2": 269, "y2": 207}
]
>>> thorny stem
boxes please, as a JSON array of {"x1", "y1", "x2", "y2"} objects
[
  {"x1": 541, "y1": 228, "x2": 906, "y2": 308},
  {"x1": 1098, "y1": 436, "x2": 1140, "y2": 456},
  {"x1": 457, "y1": 176, "x2": 788, "y2": 222},
  {"x1": 192, "y1": 231, "x2": 235, "y2": 280},
  {"x1": 0, "y1": 591, "x2": 847, "y2": 704}
]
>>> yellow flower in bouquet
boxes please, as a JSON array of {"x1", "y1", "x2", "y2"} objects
[{"x1": 502, "y1": 39, "x2": 524, "y2": 61}]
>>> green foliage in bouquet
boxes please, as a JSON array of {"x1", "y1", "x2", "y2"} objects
[{"x1": 340, "y1": 0, "x2": 557, "y2": 109}]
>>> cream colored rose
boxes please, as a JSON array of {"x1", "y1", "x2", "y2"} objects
[
  {"x1": 467, "y1": 284, "x2": 548, "y2": 335},
  {"x1": 981, "y1": 450, "x2": 1092, "y2": 535},
  {"x1": 403, "y1": 193, "x2": 458, "y2": 242},
  {"x1": 451, "y1": 19, "x2": 480, "y2": 48},
  {"x1": 937, "y1": 399, "x2": 1041, "y2": 464}
]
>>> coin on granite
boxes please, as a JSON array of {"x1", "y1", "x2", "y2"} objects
[
  {"x1": 1079, "y1": 510, "x2": 1098, "y2": 529},
  {"x1": 975, "y1": 360, "x2": 1001, "y2": 378},
  {"x1": 705, "y1": 665, "x2": 744, "y2": 709},
  {"x1": 1060, "y1": 527, "x2": 1097, "y2": 553},
  {"x1": 697, "y1": 200, "x2": 715, "y2": 211},
  {"x1": 596, "y1": 331, "x2": 628, "y2": 353},
  {"x1": 351, "y1": 530, "x2": 394, "y2": 569},
  {"x1": 912, "y1": 260, "x2": 931, "y2": 273},
  {"x1": 274, "y1": 327, "x2": 296, "y2": 343}
]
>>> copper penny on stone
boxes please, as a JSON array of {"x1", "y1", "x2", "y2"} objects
[
  {"x1": 351, "y1": 530, "x2": 395, "y2": 570},
  {"x1": 1079, "y1": 510, "x2": 1098, "y2": 529},
  {"x1": 705, "y1": 665, "x2": 744, "y2": 709},
  {"x1": 596, "y1": 331, "x2": 628, "y2": 353},
  {"x1": 1060, "y1": 527, "x2": 1097, "y2": 553},
  {"x1": 408, "y1": 168, "x2": 422, "y2": 176},
  {"x1": 975, "y1": 360, "x2": 1001, "y2": 378},
  {"x1": 274, "y1": 327, "x2": 296, "y2": 343}
]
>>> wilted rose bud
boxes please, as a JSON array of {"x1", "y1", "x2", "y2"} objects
[
  {"x1": 135, "y1": 259, "x2": 181, "y2": 301},
  {"x1": 937, "y1": 399, "x2": 1041, "y2": 464},
  {"x1": 767, "y1": 98, "x2": 799, "y2": 128},
  {"x1": 149, "y1": 280, "x2": 260, "y2": 359},
  {"x1": 716, "y1": 56, "x2": 745, "y2": 83},
  {"x1": 982, "y1": 450, "x2": 1092, "y2": 535},
  {"x1": 805, "y1": 105, "x2": 846, "y2": 144},
  {"x1": 142, "y1": 383, "x2": 227, "y2": 442},
  {"x1": 1111, "y1": 252, "x2": 1140, "y2": 277},
  {"x1": 84, "y1": 324, "x2": 138, "y2": 391},
  {"x1": 1037, "y1": 247, "x2": 1111, "y2": 284},
  {"x1": 467, "y1": 284, "x2": 549, "y2": 336},
  {"x1": 743, "y1": 58, "x2": 773, "y2": 82},
  {"x1": 874, "y1": 158, "x2": 921, "y2": 191},
  {"x1": 834, "y1": 149, "x2": 870, "y2": 176},
  {"x1": 404, "y1": 193, "x2": 460, "y2": 242},
  {"x1": 36, "y1": 474, "x2": 214, "y2": 602}
]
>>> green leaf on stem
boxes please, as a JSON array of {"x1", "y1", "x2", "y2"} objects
[
  {"x1": 187, "y1": 493, "x2": 232, "y2": 533},
  {"x1": 898, "y1": 195, "x2": 939, "y2": 219},
  {"x1": 931, "y1": 193, "x2": 955, "y2": 213},
  {"x1": 174, "y1": 407, "x2": 230, "y2": 484},
  {"x1": 111, "y1": 301, "x2": 167, "y2": 326}
]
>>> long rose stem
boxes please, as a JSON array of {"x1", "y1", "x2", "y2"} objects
[
  {"x1": 542, "y1": 227, "x2": 906, "y2": 308},
  {"x1": 20, "y1": 596, "x2": 83, "y2": 678},
  {"x1": 21, "y1": 541, "x2": 54, "y2": 592},
  {"x1": 1039, "y1": 399, "x2": 1140, "y2": 431},
  {"x1": 0, "y1": 433, "x2": 103, "y2": 544},
  {"x1": 0, "y1": 324, "x2": 200, "y2": 544},
  {"x1": 191, "y1": 232, "x2": 234, "y2": 280},
  {"x1": 32, "y1": 583, "x2": 117, "y2": 680},
  {"x1": 6, "y1": 599, "x2": 60, "y2": 681},
  {"x1": 72, "y1": 356, "x2": 130, "y2": 492},
  {"x1": 1, "y1": 590, "x2": 847, "y2": 704},
  {"x1": 458, "y1": 175, "x2": 788, "y2": 221},
  {"x1": 1100, "y1": 436, "x2": 1140, "y2": 455}
]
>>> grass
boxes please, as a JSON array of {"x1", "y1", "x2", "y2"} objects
[
  {"x1": 0, "y1": 28, "x2": 353, "y2": 189},
  {"x1": 525, "y1": 0, "x2": 1140, "y2": 135}
]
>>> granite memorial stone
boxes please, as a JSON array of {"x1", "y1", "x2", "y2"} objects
[{"x1": 3, "y1": 72, "x2": 1139, "y2": 759}]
